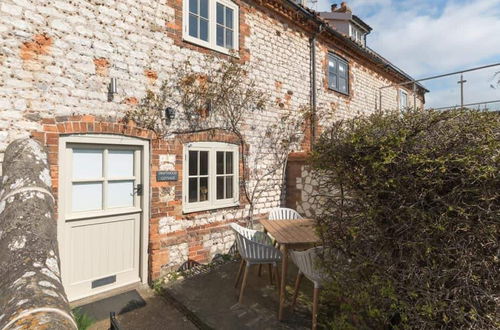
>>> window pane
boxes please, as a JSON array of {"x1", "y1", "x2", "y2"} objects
[
  {"x1": 72, "y1": 182, "x2": 102, "y2": 212},
  {"x1": 189, "y1": 14, "x2": 198, "y2": 38},
  {"x1": 189, "y1": 151, "x2": 198, "y2": 175},
  {"x1": 73, "y1": 149, "x2": 102, "y2": 180},
  {"x1": 108, "y1": 181, "x2": 134, "y2": 208},
  {"x1": 226, "y1": 152, "x2": 233, "y2": 174},
  {"x1": 216, "y1": 25, "x2": 224, "y2": 47},
  {"x1": 108, "y1": 150, "x2": 134, "y2": 178},
  {"x1": 217, "y1": 151, "x2": 224, "y2": 174},
  {"x1": 200, "y1": 177, "x2": 208, "y2": 201},
  {"x1": 216, "y1": 3, "x2": 224, "y2": 25},
  {"x1": 328, "y1": 58, "x2": 336, "y2": 70},
  {"x1": 339, "y1": 78, "x2": 347, "y2": 93},
  {"x1": 200, "y1": 151, "x2": 208, "y2": 175},
  {"x1": 189, "y1": 0, "x2": 198, "y2": 13},
  {"x1": 188, "y1": 178, "x2": 198, "y2": 202},
  {"x1": 200, "y1": 0, "x2": 208, "y2": 18},
  {"x1": 200, "y1": 18, "x2": 208, "y2": 41},
  {"x1": 226, "y1": 8, "x2": 233, "y2": 29},
  {"x1": 338, "y1": 62, "x2": 347, "y2": 77},
  {"x1": 216, "y1": 176, "x2": 224, "y2": 199},
  {"x1": 225, "y1": 176, "x2": 233, "y2": 199},
  {"x1": 329, "y1": 73, "x2": 337, "y2": 89},
  {"x1": 401, "y1": 92, "x2": 408, "y2": 107},
  {"x1": 226, "y1": 30, "x2": 233, "y2": 49}
]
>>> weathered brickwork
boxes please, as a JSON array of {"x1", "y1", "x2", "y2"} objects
[
  {"x1": 0, "y1": 0, "x2": 425, "y2": 284},
  {"x1": 286, "y1": 160, "x2": 323, "y2": 219}
]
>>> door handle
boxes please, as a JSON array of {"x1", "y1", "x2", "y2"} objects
[{"x1": 132, "y1": 184, "x2": 143, "y2": 196}]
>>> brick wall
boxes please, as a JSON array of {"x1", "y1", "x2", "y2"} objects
[{"x1": 0, "y1": 0, "x2": 424, "y2": 281}]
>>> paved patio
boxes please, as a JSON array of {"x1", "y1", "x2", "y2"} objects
[
  {"x1": 163, "y1": 259, "x2": 315, "y2": 330},
  {"x1": 79, "y1": 257, "x2": 317, "y2": 330}
]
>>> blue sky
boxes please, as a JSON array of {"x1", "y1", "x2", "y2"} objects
[{"x1": 309, "y1": 0, "x2": 500, "y2": 109}]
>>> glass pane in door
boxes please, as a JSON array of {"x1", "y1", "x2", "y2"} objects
[
  {"x1": 72, "y1": 182, "x2": 103, "y2": 212},
  {"x1": 108, "y1": 181, "x2": 134, "y2": 208},
  {"x1": 108, "y1": 150, "x2": 134, "y2": 178},
  {"x1": 73, "y1": 149, "x2": 102, "y2": 180}
]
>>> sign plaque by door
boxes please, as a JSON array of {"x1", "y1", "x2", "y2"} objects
[{"x1": 157, "y1": 171, "x2": 178, "y2": 182}]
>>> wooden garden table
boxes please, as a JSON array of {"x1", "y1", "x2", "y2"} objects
[{"x1": 260, "y1": 218, "x2": 320, "y2": 321}]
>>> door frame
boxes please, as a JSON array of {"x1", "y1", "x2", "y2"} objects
[{"x1": 58, "y1": 134, "x2": 150, "y2": 299}]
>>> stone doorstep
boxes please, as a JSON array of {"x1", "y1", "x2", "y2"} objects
[{"x1": 70, "y1": 282, "x2": 143, "y2": 309}]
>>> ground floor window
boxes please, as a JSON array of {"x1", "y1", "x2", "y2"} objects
[{"x1": 183, "y1": 142, "x2": 239, "y2": 212}]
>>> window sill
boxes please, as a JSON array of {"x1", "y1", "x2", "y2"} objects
[
  {"x1": 183, "y1": 201, "x2": 240, "y2": 214},
  {"x1": 182, "y1": 37, "x2": 239, "y2": 57},
  {"x1": 327, "y1": 87, "x2": 350, "y2": 97}
]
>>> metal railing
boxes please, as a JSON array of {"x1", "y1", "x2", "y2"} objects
[
  {"x1": 379, "y1": 62, "x2": 500, "y2": 111},
  {"x1": 110, "y1": 312, "x2": 121, "y2": 330},
  {"x1": 429, "y1": 99, "x2": 500, "y2": 111}
]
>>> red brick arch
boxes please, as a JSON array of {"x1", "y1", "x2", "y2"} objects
[{"x1": 31, "y1": 115, "x2": 155, "y2": 199}]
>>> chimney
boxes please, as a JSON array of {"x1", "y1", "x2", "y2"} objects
[
  {"x1": 331, "y1": 4, "x2": 338, "y2": 12},
  {"x1": 337, "y1": 2, "x2": 352, "y2": 13}
]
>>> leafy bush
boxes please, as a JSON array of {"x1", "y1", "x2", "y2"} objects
[
  {"x1": 72, "y1": 308, "x2": 95, "y2": 330},
  {"x1": 309, "y1": 109, "x2": 499, "y2": 329}
]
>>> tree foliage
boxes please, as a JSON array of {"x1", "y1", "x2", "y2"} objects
[{"x1": 310, "y1": 108, "x2": 499, "y2": 329}]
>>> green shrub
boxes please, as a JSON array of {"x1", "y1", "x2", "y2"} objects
[
  {"x1": 72, "y1": 308, "x2": 95, "y2": 330},
  {"x1": 310, "y1": 109, "x2": 499, "y2": 329}
]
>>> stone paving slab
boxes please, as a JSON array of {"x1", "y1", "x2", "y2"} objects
[
  {"x1": 88, "y1": 286, "x2": 197, "y2": 330},
  {"x1": 164, "y1": 261, "x2": 314, "y2": 330}
]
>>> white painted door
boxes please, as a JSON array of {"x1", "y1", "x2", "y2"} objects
[{"x1": 61, "y1": 144, "x2": 143, "y2": 301}]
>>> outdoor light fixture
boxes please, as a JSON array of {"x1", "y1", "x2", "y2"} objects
[
  {"x1": 108, "y1": 78, "x2": 118, "y2": 101},
  {"x1": 165, "y1": 107, "x2": 176, "y2": 123},
  {"x1": 110, "y1": 78, "x2": 118, "y2": 93}
]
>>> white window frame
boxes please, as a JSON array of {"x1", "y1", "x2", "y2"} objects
[
  {"x1": 399, "y1": 89, "x2": 408, "y2": 110},
  {"x1": 182, "y1": 0, "x2": 239, "y2": 55},
  {"x1": 183, "y1": 142, "x2": 239, "y2": 213},
  {"x1": 349, "y1": 24, "x2": 365, "y2": 45}
]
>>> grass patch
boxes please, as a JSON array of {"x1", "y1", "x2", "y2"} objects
[{"x1": 72, "y1": 308, "x2": 95, "y2": 330}]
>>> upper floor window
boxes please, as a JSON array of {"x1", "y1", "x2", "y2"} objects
[
  {"x1": 183, "y1": 0, "x2": 239, "y2": 54},
  {"x1": 183, "y1": 142, "x2": 239, "y2": 213},
  {"x1": 349, "y1": 24, "x2": 364, "y2": 45},
  {"x1": 328, "y1": 53, "x2": 349, "y2": 95},
  {"x1": 399, "y1": 89, "x2": 408, "y2": 110}
]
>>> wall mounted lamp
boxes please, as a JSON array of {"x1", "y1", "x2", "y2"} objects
[
  {"x1": 165, "y1": 107, "x2": 176, "y2": 124},
  {"x1": 108, "y1": 78, "x2": 118, "y2": 101}
]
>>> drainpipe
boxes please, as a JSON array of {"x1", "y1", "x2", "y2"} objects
[
  {"x1": 310, "y1": 35, "x2": 316, "y2": 148},
  {"x1": 310, "y1": 24, "x2": 324, "y2": 149}
]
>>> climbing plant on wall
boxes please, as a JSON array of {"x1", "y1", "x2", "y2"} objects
[{"x1": 125, "y1": 55, "x2": 305, "y2": 226}]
